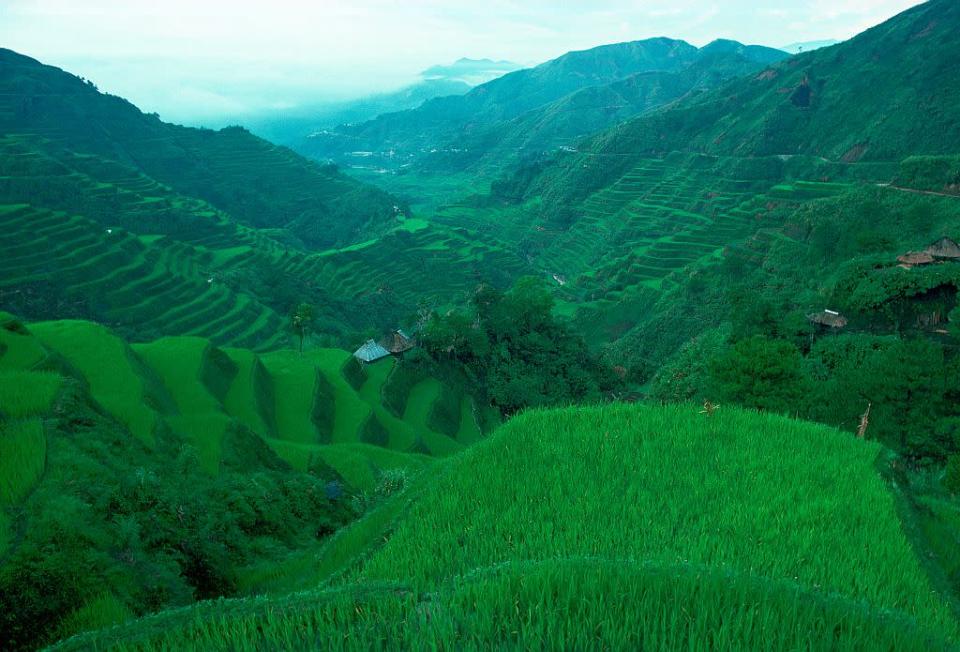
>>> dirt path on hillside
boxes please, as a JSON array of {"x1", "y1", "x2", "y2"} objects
[{"x1": 876, "y1": 183, "x2": 960, "y2": 199}]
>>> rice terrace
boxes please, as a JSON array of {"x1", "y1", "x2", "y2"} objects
[{"x1": 3, "y1": 0, "x2": 960, "y2": 649}]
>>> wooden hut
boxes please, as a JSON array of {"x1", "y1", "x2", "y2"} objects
[
  {"x1": 924, "y1": 237, "x2": 960, "y2": 260},
  {"x1": 897, "y1": 251, "x2": 936, "y2": 269},
  {"x1": 379, "y1": 329, "x2": 415, "y2": 355},
  {"x1": 807, "y1": 309, "x2": 848, "y2": 329}
]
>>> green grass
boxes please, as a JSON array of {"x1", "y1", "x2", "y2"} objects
[
  {"x1": 0, "y1": 510, "x2": 9, "y2": 558},
  {"x1": 455, "y1": 396, "x2": 483, "y2": 444},
  {"x1": 260, "y1": 350, "x2": 345, "y2": 446},
  {"x1": 221, "y1": 348, "x2": 273, "y2": 436},
  {"x1": 133, "y1": 337, "x2": 230, "y2": 474},
  {"x1": 166, "y1": 414, "x2": 230, "y2": 476},
  {"x1": 52, "y1": 403, "x2": 960, "y2": 650},
  {"x1": 31, "y1": 320, "x2": 159, "y2": 446},
  {"x1": 356, "y1": 404, "x2": 957, "y2": 635},
  {"x1": 313, "y1": 442, "x2": 429, "y2": 493},
  {"x1": 0, "y1": 417, "x2": 46, "y2": 505},
  {"x1": 56, "y1": 593, "x2": 134, "y2": 643},
  {"x1": 0, "y1": 369, "x2": 60, "y2": 418},
  {"x1": 0, "y1": 314, "x2": 47, "y2": 370},
  {"x1": 52, "y1": 555, "x2": 956, "y2": 652}
]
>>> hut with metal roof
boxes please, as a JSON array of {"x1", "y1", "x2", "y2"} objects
[
  {"x1": 924, "y1": 237, "x2": 960, "y2": 260},
  {"x1": 807, "y1": 309, "x2": 848, "y2": 329},
  {"x1": 353, "y1": 339, "x2": 391, "y2": 363}
]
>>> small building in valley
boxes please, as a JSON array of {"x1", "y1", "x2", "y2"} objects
[
  {"x1": 380, "y1": 329, "x2": 415, "y2": 355},
  {"x1": 897, "y1": 251, "x2": 936, "y2": 269},
  {"x1": 807, "y1": 309, "x2": 848, "y2": 329},
  {"x1": 353, "y1": 329, "x2": 417, "y2": 363},
  {"x1": 353, "y1": 339, "x2": 391, "y2": 363},
  {"x1": 924, "y1": 237, "x2": 960, "y2": 260}
]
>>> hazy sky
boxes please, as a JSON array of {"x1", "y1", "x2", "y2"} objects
[{"x1": 0, "y1": 0, "x2": 925, "y2": 125}]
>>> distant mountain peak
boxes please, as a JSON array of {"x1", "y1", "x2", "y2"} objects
[
  {"x1": 779, "y1": 39, "x2": 842, "y2": 54},
  {"x1": 421, "y1": 58, "x2": 522, "y2": 85}
]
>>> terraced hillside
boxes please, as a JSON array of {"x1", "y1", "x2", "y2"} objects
[
  {"x1": 0, "y1": 118, "x2": 537, "y2": 347},
  {"x1": 17, "y1": 317, "x2": 487, "y2": 466},
  {"x1": 0, "y1": 311, "x2": 497, "y2": 648},
  {"x1": 52, "y1": 404, "x2": 960, "y2": 650},
  {"x1": 524, "y1": 0, "x2": 960, "y2": 214},
  {"x1": 0, "y1": 48, "x2": 399, "y2": 250},
  {"x1": 0, "y1": 50, "x2": 491, "y2": 348},
  {"x1": 426, "y1": 152, "x2": 876, "y2": 347}
]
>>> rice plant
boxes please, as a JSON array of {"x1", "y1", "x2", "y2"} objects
[
  {"x1": 48, "y1": 404, "x2": 960, "y2": 650},
  {"x1": 356, "y1": 404, "x2": 958, "y2": 637},
  {"x1": 0, "y1": 417, "x2": 46, "y2": 504},
  {"x1": 0, "y1": 369, "x2": 61, "y2": 418},
  {"x1": 30, "y1": 321, "x2": 159, "y2": 446},
  {"x1": 51, "y1": 559, "x2": 955, "y2": 651}
]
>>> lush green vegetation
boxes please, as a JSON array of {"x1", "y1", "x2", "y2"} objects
[
  {"x1": 0, "y1": 314, "x2": 475, "y2": 650},
  {"x1": 51, "y1": 405, "x2": 959, "y2": 650},
  {"x1": 642, "y1": 186, "x2": 960, "y2": 464},
  {"x1": 423, "y1": 277, "x2": 620, "y2": 415},
  {"x1": 6, "y1": 1, "x2": 960, "y2": 648},
  {"x1": 301, "y1": 39, "x2": 786, "y2": 180}
]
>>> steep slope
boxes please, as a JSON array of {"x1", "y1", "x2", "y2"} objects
[
  {"x1": 52, "y1": 405, "x2": 959, "y2": 650},
  {"x1": 0, "y1": 48, "x2": 398, "y2": 249},
  {"x1": 530, "y1": 0, "x2": 960, "y2": 209},
  {"x1": 297, "y1": 38, "x2": 700, "y2": 166},
  {"x1": 0, "y1": 51, "x2": 529, "y2": 347},
  {"x1": 0, "y1": 312, "x2": 491, "y2": 649},
  {"x1": 438, "y1": 0, "x2": 960, "y2": 380},
  {"x1": 245, "y1": 78, "x2": 473, "y2": 146},
  {"x1": 419, "y1": 40, "x2": 788, "y2": 175}
]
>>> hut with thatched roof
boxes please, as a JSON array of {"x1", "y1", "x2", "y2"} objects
[
  {"x1": 807, "y1": 309, "x2": 848, "y2": 329},
  {"x1": 379, "y1": 329, "x2": 415, "y2": 355},
  {"x1": 897, "y1": 251, "x2": 936, "y2": 269},
  {"x1": 924, "y1": 237, "x2": 960, "y2": 260}
]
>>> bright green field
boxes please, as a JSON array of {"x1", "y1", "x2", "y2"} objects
[
  {"x1": 53, "y1": 404, "x2": 960, "y2": 650},
  {"x1": 30, "y1": 320, "x2": 161, "y2": 446},
  {"x1": 3, "y1": 320, "x2": 469, "y2": 483},
  {"x1": 0, "y1": 369, "x2": 60, "y2": 418},
  {"x1": 0, "y1": 418, "x2": 46, "y2": 505}
]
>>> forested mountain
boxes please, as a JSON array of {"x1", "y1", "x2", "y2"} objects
[
  {"x1": 245, "y1": 78, "x2": 473, "y2": 146},
  {"x1": 417, "y1": 40, "x2": 788, "y2": 175},
  {"x1": 446, "y1": 0, "x2": 960, "y2": 463},
  {"x1": 295, "y1": 37, "x2": 706, "y2": 167},
  {"x1": 0, "y1": 48, "x2": 398, "y2": 249},
  {"x1": 526, "y1": 0, "x2": 960, "y2": 209}
]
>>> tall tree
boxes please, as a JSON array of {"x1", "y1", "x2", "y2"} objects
[
  {"x1": 709, "y1": 336, "x2": 808, "y2": 415},
  {"x1": 290, "y1": 303, "x2": 314, "y2": 354}
]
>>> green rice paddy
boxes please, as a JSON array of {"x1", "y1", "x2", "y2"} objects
[
  {"x1": 30, "y1": 320, "x2": 161, "y2": 446},
  {"x1": 0, "y1": 369, "x2": 60, "y2": 418},
  {"x1": 0, "y1": 418, "x2": 46, "y2": 505},
  {"x1": 49, "y1": 404, "x2": 960, "y2": 650},
  {"x1": 2, "y1": 318, "x2": 474, "y2": 484}
]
